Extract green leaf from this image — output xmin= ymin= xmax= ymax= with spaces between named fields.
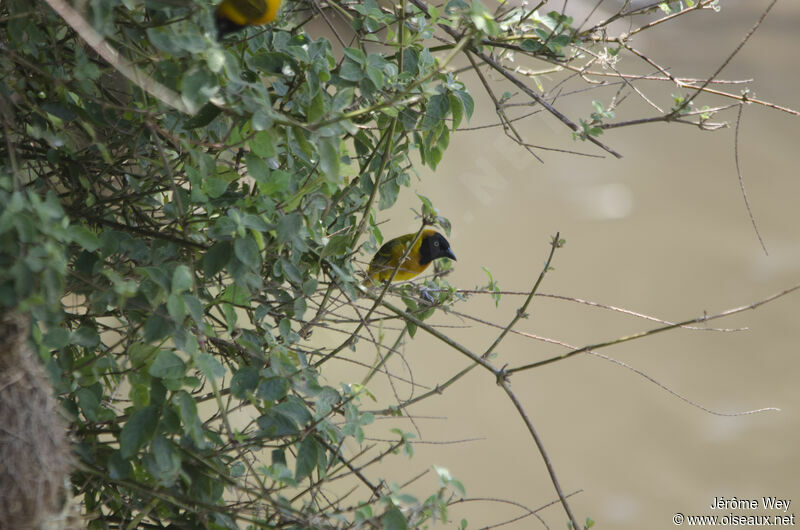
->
xmin=257 ymin=409 xmax=300 ymax=437
xmin=355 ymin=505 xmax=373 ymax=522
xmin=185 ymin=102 xmax=222 ymax=129
xmin=173 ymin=390 xmax=204 ymax=446
xmin=295 ymin=436 xmax=320 ymax=480
xmin=424 ymin=144 xmax=444 ymax=170
xmin=307 ymin=92 xmax=325 ymax=123
xmin=180 ymin=69 xmax=218 ymax=114
xmin=68 ymin=225 xmax=100 ymax=251
xmin=364 ymin=65 xmax=384 ymax=89
xmin=221 ymin=302 xmax=238 ymax=330
xmin=77 ymin=387 xmax=101 ymax=422
xmin=204 ymin=177 xmax=229 ymax=198
xmin=320 ymin=234 xmax=349 ymax=259
xmin=183 ymin=294 xmax=204 ymax=327
xmin=343 ymin=47 xmax=366 ymax=65
xmin=280 ymin=258 xmax=302 ymax=284
xmin=119 ymin=405 xmax=160 ymax=459
xmin=220 ymin=284 xmax=251 ymax=305
xmin=234 ymin=236 xmax=261 ymax=269
xmin=271 ymin=449 xmax=287 ymax=466
xmin=149 ymin=350 xmax=186 ymax=379
xmin=339 ymin=59 xmax=364 ymax=82
xmin=231 ymin=366 xmax=259 ymax=398
xmin=146 ymin=27 xmax=181 ymax=54
xmin=257 ymin=376 xmax=290 ymax=402
xmin=448 ymin=93 xmax=464 ymax=129
xmin=71 ymin=325 xmax=100 ymax=348
xmin=259 ymin=169 xmax=291 ymax=195
xmin=245 ymin=153 xmax=270 ymax=183
xmin=141 ymin=266 xmax=171 ymax=292
xmin=166 ymin=293 xmax=186 ymax=322
xmin=203 ymin=241 xmax=233 ymax=276
xmin=455 ymin=90 xmax=474 ymax=120
xmin=520 ymin=38 xmax=543 ymax=52
xmin=276 ymin=212 xmax=307 ymax=251
xmin=146 ymin=435 xmax=181 ymax=485
xmin=44 ymin=327 xmax=71 ymax=349
xmin=251 ymin=105 xmax=273 ymax=130
xmin=171 ymin=264 xmax=193 ymax=293
xmin=332 ymin=87 xmax=354 ymax=111
xmin=205 ymin=48 xmax=225 ymax=72
xmin=318 ymin=136 xmax=340 ymax=184
xmin=250 ymin=130 xmax=276 ymax=158
xmin=108 ymin=451 xmax=132 ymax=479
xmin=273 ymin=396 xmax=312 ymax=425
xmin=378 ymin=178 xmax=400 ymax=210
xmin=195 ymin=352 xmax=225 ymax=379
xmin=144 ymin=313 xmax=172 ymax=343
xmin=382 ymin=507 xmax=408 ymax=530
xmin=243 ymin=213 xmax=271 ymax=232
xmin=130 ymin=380 xmax=150 ymax=408
xmin=174 ymin=328 xmax=198 ymax=358
xmin=228 ymin=461 xmax=245 ymax=477
xmin=421 ymin=94 xmax=450 ymax=130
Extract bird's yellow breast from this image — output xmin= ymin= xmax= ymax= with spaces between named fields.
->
xmin=216 ymin=0 xmax=281 ymax=26
xmin=366 ymin=230 xmax=435 ymax=283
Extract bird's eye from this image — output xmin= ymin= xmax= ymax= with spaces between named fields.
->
xmin=433 ymin=241 xmax=439 ymax=247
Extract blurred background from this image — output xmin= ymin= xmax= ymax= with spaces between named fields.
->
xmin=321 ymin=0 xmax=800 ymax=528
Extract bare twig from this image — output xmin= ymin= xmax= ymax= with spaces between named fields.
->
xmin=734 ymin=102 xmax=769 ymax=255
xmin=483 ymin=234 xmax=562 ymax=360
xmin=496 ymin=377 xmax=581 ymax=530
xmin=508 ymin=282 xmax=800 ymax=375
xmin=668 ymin=0 xmax=779 ymax=119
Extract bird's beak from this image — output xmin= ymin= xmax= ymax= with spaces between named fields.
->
xmin=445 ymin=248 xmax=456 ymax=261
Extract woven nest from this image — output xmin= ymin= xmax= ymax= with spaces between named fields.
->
xmin=0 ymin=311 xmax=78 ymax=529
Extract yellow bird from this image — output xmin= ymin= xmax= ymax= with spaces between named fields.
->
xmin=366 ymin=229 xmax=456 ymax=284
xmin=214 ymin=0 xmax=282 ymax=38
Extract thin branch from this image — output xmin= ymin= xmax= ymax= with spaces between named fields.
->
xmin=587 ymin=350 xmax=780 ymax=417
xmin=450 ymin=492 xmax=587 ymax=530
xmin=466 ymin=51 xmax=543 ymax=162
xmin=626 ymin=0 xmax=713 ymax=38
xmin=667 ymin=0 xmax=779 ymax=119
xmin=407 ymin=0 xmax=623 ymax=158
xmin=42 ymin=0 xmax=189 ymax=113
xmin=466 ymin=321 xmax=778 ymax=417
xmin=508 ymin=282 xmax=800 ymax=375
xmin=483 ymin=233 xmax=562 ymax=360
xmin=496 ymin=377 xmax=581 ymax=530
xmin=734 ymin=102 xmax=769 ymax=255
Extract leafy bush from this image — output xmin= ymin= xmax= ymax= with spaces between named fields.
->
xmin=1 ymin=0 xmax=792 ymax=528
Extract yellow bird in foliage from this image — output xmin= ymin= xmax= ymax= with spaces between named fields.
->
xmin=366 ymin=229 xmax=456 ymax=284
xmin=214 ymin=0 xmax=282 ymax=38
